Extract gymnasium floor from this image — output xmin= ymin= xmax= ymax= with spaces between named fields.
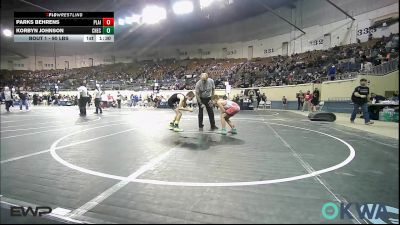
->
xmin=0 ymin=106 xmax=398 ymax=224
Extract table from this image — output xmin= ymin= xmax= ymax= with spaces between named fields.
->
xmin=239 ymin=101 xmax=254 ymax=110
xmin=59 ymin=100 xmax=73 ymax=106
xmin=368 ymin=102 xmax=399 ymax=120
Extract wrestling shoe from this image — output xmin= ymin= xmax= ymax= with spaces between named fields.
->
xmin=217 ymin=129 xmax=227 ymax=135
xmin=173 ymin=124 xmax=183 ymax=132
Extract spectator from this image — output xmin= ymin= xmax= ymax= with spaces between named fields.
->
xmin=297 ymin=90 xmax=304 ymax=110
xmin=32 ymin=93 xmax=38 ymax=105
xmin=303 ymin=90 xmax=312 ymax=112
xmin=252 ymin=90 xmax=258 ymax=110
xmin=391 ymin=91 xmax=398 ymax=102
xmin=233 ymin=94 xmax=240 ymax=104
xmin=350 ymin=78 xmax=374 ymax=125
xmin=18 ymin=88 xmax=29 ymax=111
xmin=2 ymin=86 xmax=13 ymax=112
xmin=134 ymin=95 xmax=139 ymax=107
xmin=361 ymin=60 xmax=373 ymax=73
xmin=327 ymin=65 xmax=336 ymax=81
xmin=282 ymin=96 xmax=288 ymax=110
xmin=128 ymin=94 xmax=133 ymax=107
xmin=1 ymin=34 xmax=397 ymax=91
xmin=247 ymin=89 xmax=255 ymax=108
xmin=370 ymin=93 xmax=386 ymax=103
xmin=73 ymin=95 xmax=78 ymax=106
xmin=311 ymin=88 xmax=320 ymax=112
xmin=261 ymin=93 xmax=267 ymax=103
xmin=239 ymin=91 xmax=245 ymax=109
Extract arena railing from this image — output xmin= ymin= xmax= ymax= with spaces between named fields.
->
xmin=362 ymin=57 xmax=399 ymax=75
xmin=328 ymin=97 xmax=352 ymax=102
xmin=34 ymin=58 xmax=398 ymax=92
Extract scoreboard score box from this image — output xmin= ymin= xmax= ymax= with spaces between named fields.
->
xmin=102 ymin=18 xmax=114 ymax=26
xmin=13 ymin=12 xmax=114 ymax=42
xmin=102 ymin=26 xmax=114 ymax=34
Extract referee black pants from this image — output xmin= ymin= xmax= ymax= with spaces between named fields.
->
xmin=198 ymin=97 xmax=216 ymax=128
xmin=78 ymin=97 xmax=87 ymax=116
xmin=5 ymin=100 xmax=12 ymax=112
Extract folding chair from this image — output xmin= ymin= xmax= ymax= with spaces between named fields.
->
xmin=265 ymin=101 xmax=272 ymax=109
xmin=317 ymin=101 xmax=325 ymax=111
xmin=258 ymin=101 xmax=266 ymax=109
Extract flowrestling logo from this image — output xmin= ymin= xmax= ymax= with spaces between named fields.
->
xmin=322 ymin=202 xmax=399 ymax=224
xmin=10 ymin=206 xmax=52 ymax=217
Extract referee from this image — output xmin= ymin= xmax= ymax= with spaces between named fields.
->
xmin=94 ymin=84 xmax=103 ymax=114
xmin=195 ymin=73 xmax=218 ymax=130
xmin=77 ymin=82 xmax=88 ymax=116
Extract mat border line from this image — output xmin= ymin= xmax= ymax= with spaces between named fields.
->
xmin=49 ymin=121 xmax=356 ymax=187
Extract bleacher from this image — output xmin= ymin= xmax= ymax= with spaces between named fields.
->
xmin=1 ymin=34 xmax=398 ymax=92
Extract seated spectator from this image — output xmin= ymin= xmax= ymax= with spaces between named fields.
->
xmin=1 ymin=34 xmax=398 ymax=91
xmin=370 ymin=93 xmax=386 ymax=103
xmin=391 ymin=91 xmax=398 ymax=102
xmin=361 ymin=61 xmax=373 ymax=72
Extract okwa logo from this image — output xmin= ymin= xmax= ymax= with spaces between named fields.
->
xmin=322 ymin=202 xmax=399 ymax=224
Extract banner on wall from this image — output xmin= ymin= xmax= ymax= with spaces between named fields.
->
xmin=244 ymin=89 xmax=259 ymax=97
xmin=356 ymin=20 xmax=374 ymax=42
xmin=356 ymin=19 xmax=395 ymax=42
xmin=373 ymin=25 xmax=392 ymax=38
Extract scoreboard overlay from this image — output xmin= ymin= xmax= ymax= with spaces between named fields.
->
xmin=14 ymin=12 xmax=114 ymax=42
